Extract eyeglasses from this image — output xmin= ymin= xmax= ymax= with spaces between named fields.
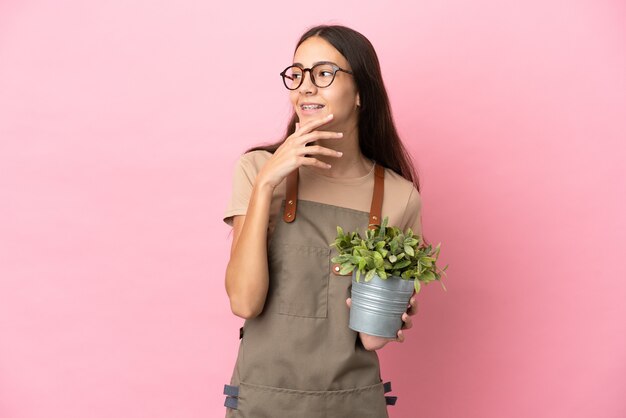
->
xmin=279 ymin=62 xmax=354 ymax=90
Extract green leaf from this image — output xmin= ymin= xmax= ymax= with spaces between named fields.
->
xmin=419 ymin=257 xmax=432 ymax=267
xmin=394 ymin=260 xmax=411 ymax=270
xmin=390 ymin=239 xmax=398 ymax=253
xmin=421 ymin=271 xmax=435 ymax=282
xmin=358 ymin=258 xmax=367 ymax=271
xmin=340 ymin=264 xmax=355 ymax=275
xmin=414 ymin=279 xmax=421 ymax=294
xmin=331 ymin=220 xmax=447 ymax=291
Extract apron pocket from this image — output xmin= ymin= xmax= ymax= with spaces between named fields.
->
xmin=236 ymin=381 xmax=388 ymax=418
xmin=270 ymin=244 xmax=330 ymax=319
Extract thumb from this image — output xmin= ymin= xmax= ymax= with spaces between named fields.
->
xmin=346 ymin=298 xmax=352 ymax=308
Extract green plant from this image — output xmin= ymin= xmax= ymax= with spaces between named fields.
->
xmin=330 ymin=216 xmax=448 ymax=294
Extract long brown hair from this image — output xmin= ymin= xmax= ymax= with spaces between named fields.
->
xmin=245 ymin=24 xmax=421 ymax=193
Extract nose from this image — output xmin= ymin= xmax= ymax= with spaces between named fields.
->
xmin=298 ymin=69 xmax=317 ymax=94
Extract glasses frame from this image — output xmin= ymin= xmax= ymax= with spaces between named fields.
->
xmin=279 ymin=62 xmax=354 ymax=90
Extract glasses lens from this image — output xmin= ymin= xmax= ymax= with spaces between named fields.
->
xmin=311 ymin=64 xmax=336 ymax=88
xmin=282 ymin=66 xmax=303 ymax=89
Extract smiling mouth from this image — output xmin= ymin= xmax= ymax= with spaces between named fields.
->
xmin=301 ymin=104 xmax=325 ymax=110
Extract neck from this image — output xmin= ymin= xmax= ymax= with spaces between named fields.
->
xmin=308 ymin=125 xmax=373 ymax=178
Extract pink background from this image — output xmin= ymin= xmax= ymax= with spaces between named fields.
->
xmin=1 ymin=1 xmax=625 ymax=417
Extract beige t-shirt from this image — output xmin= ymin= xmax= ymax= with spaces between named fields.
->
xmin=223 ymin=150 xmax=423 ymax=240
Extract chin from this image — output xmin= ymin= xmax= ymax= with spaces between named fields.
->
xmin=300 ymin=113 xmax=330 ymax=122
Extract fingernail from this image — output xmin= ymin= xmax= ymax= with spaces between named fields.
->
xmin=337 ymin=132 xmax=343 ymax=137
xmin=327 ymin=114 xmax=334 ymax=119
xmin=337 ymin=151 xmax=343 ymax=156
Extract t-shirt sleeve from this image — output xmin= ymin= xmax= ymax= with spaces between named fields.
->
xmin=402 ymin=186 xmax=423 ymax=243
xmin=223 ymin=153 xmax=258 ymax=227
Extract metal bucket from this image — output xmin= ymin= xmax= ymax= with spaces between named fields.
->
xmin=349 ymin=271 xmax=415 ymax=338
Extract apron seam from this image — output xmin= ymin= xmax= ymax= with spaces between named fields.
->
xmin=239 ymin=380 xmax=384 ymax=396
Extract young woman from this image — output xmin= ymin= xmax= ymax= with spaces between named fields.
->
xmin=222 ymin=24 xmax=424 ymax=417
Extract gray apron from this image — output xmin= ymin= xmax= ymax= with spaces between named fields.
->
xmin=223 ymin=163 xmax=397 ymax=417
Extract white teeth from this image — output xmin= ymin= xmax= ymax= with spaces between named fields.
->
xmin=302 ymin=104 xmax=324 ymax=110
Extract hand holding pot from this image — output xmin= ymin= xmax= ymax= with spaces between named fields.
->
xmin=346 ymin=293 xmax=418 ymax=351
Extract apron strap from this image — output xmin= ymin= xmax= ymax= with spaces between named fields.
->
xmin=223 ymin=384 xmax=239 ymax=410
xmin=283 ymin=168 xmax=298 ymax=223
xmin=383 ymin=381 xmax=392 ymax=393
xmin=223 ymin=384 xmax=239 ymax=397
xmin=383 ymin=380 xmax=397 ymax=406
xmin=224 ymin=396 xmax=238 ymax=409
xmin=282 ymin=163 xmax=384 ymax=225
xmin=385 ymin=396 xmax=398 ymax=406
xmin=368 ymin=164 xmax=385 ymax=230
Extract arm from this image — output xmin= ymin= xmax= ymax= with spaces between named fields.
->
xmin=223 ymin=116 xmax=344 ymax=319
xmin=348 ymin=185 xmax=423 ymax=350
xmin=225 ymin=181 xmax=275 ymax=319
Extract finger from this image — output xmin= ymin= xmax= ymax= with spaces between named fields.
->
xmin=295 ymin=122 xmax=300 ymax=131
xmin=407 ymin=296 xmax=418 ymax=316
xmin=299 ymin=145 xmax=343 ymax=159
xmin=396 ymin=330 xmax=405 ymax=343
xmin=297 ymin=130 xmax=344 ymax=145
xmin=299 ymin=156 xmax=334 ymax=170
xmin=298 ymin=113 xmax=334 ymax=134
xmin=401 ymin=312 xmax=413 ymax=330
xmin=346 ymin=297 xmax=351 ymax=308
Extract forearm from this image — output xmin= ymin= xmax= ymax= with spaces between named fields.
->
xmin=225 ymin=182 xmax=274 ymax=319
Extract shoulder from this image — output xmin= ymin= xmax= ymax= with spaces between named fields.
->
xmin=238 ymin=150 xmax=273 ymax=168
xmin=234 ymin=150 xmax=273 ymax=177
xmin=383 ymin=167 xmax=421 ymax=206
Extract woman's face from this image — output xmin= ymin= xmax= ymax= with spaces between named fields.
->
xmin=289 ymin=36 xmax=359 ymax=130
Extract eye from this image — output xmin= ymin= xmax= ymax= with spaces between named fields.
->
xmin=286 ymin=67 xmax=303 ymax=80
xmin=315 ymin=67 xmax=334 ymax=78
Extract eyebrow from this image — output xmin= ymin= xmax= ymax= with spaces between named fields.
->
xmin=292 ymin=60 xmax=337 ymax=67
